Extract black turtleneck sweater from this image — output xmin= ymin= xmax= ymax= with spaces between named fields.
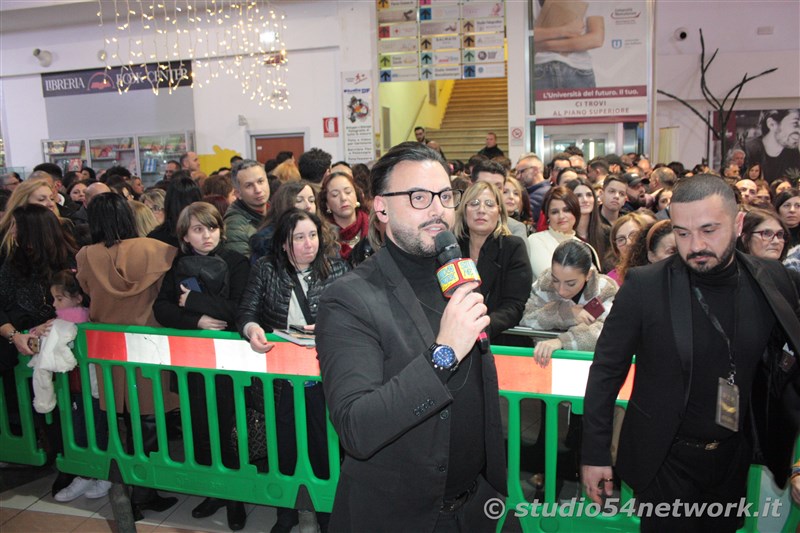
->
xmin=386 ymin=239 xmax=486 ymax=498
xmin=679 ymin=257 xmax=774 ymax=440
xmin=788 ymin=225 xmax=800 ymax=250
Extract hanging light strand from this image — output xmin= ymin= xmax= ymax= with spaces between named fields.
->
xmin=97 ymin=0 xmax=288 ymax=107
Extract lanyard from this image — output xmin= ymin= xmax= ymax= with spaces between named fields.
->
xmin=692 ymin=271 xmax=739 ymax=385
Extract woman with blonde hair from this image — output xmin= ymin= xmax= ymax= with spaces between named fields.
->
xmin=503 ymin=175 xmax=534 ymax=231
xmin=141 ymin=188 xmax=166 ymax=226
xmin=129 ymin=200 xmax=160 ymax=237
xmin=0 ymin=178 xmax=59 ymax=261
xmin=455 ymin=181 xmax=532 ymax=343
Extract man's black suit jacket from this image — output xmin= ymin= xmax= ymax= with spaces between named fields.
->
xmin=582 ymin=252 xmax=800 ymax=492
xmin=316 ymin=247 xmax=506 ymax=532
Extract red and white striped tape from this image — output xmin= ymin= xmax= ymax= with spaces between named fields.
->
xmin=84 ymin=330 xmax=634 ymax=399
xmin=85 ymin=330 xmax=320 ymax=376
xmin=494 ymin=354 xmax=635 ymax=400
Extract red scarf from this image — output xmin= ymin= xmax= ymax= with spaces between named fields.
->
xmin=337 ymin=210 xmax=370 ymax=260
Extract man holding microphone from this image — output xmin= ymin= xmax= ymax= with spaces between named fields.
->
xmin=316 ymin=142 xmax=507 ymax=532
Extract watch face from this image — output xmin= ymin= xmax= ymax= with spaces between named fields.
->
xmin=432 ymin=344 xmax=457 ymax=369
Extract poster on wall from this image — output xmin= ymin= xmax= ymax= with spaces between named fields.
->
xmin=377 ymin=0 xmax=506 ymax=82
xmin=712 ymin=108 xmax=800 ymax=183
xmin=532 ymin=0 xmax=648 ymax=125
xmin=342 ymin=71 xmax=376 ymax=164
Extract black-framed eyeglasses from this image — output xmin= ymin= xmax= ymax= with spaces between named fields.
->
xmin=751 ymin=229 xmax=786 ymax=242
xmin=380 ymin=188 xmax=462 ymax=209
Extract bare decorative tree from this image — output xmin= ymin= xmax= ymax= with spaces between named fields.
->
xmin=657 ymin=29 xmax=777 ymax=171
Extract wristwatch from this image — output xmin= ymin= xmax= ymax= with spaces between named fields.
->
xmin=428 ymin=343 xmax=458 ymax=371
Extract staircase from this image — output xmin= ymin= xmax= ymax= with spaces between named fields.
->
xmin=428 ymin=77 xmax=509 ymax=163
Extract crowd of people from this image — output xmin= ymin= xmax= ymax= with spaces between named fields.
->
xmin=1 ymin=137 xmax=799 ymax=532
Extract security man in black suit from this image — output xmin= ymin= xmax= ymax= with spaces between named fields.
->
xmin=582 ymin=174 xmax=800 ymax=532
xmin=316 ymin=142 xmax=506 ymax=532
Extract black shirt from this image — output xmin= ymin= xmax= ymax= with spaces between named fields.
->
xmin=386 ymin=239 xmax=486 ymax=498
xmin=679 ymin=258 xmax=775 ymax=440
xmin=478 ymin=145 xmax=504 ymax=159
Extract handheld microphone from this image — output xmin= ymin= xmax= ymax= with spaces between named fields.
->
xmin=434 ymin=231 xmax=490 ymax=353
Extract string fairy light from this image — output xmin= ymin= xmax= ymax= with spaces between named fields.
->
xmin=97 ymin=0 xmax=289 ymax=108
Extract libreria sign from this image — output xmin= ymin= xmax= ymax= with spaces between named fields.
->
xmin=41 ymin=61 xmax=192 ymax=98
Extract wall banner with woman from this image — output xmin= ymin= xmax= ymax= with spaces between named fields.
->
xmin=532 ymin=0 xmax=649 ymax=125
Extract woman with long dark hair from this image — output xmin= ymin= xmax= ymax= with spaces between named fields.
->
xmin=566 ymin=177 xmax=609 ymax=267
xmin=0 ymin=204 xmax=77 ymax=367
xmin=527 ymin=186 xmax=600 ymax=277
xmin=519 ymin=239 xmax=618 ymax=494
xmin=250 ymin=180 xmax=337 ymax=263
xmin=775 ymin=188 xmax=800 ymax=249
xmin=147 ymin=174 xmax=203 ymax=247
xmin=76 ymin=192 xmax=178 ymax=520
xmin=0 ymin=204 xmax=77 ymax=495
xmin=238 ymin=209 xmax=349 ymax=533
xmin=522 ymin=240 xmax=617 ymax=365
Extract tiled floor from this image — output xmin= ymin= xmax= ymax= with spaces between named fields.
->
xmin=0 ymin=469 xmax=316 ymax=533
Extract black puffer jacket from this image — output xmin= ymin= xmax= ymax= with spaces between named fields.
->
xmin=153 ymin=247 xmax=251 ymax=332
xmin=237 ymin=257 xmax=349 ymax=335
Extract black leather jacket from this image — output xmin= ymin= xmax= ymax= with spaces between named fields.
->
xmin=237 ymin=257 xmax=349 ymax=335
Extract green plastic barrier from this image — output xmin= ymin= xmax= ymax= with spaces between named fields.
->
xmin=54 ymin=323 xmax=339 ymax=513
xmin=0 ymin=356 xmax=48 ymax=466
xmin=496 ymin=347 xmax=800 ymax=533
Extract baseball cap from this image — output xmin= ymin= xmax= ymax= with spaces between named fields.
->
xmin=622 ymin=171 xmax=649 ymax=187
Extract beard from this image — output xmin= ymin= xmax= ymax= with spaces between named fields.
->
xmin=683 ymin=235 xmax=737 ymax=275
xmin=388 ymin=217 xmax=450 ymax=258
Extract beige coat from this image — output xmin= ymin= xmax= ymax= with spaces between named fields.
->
xmin=76 ymin=238 xmax=178 ymax=415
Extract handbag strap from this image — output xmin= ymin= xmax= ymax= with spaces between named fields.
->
xmin=289 ymin=270 xmax=314 ymax=325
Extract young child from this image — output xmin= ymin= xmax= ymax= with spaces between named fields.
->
xmin=49 ymin=270 xmax=112 ymax=503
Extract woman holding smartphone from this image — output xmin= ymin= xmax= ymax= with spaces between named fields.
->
xmin=237 ymin=208 xmax=348 ymax=533
xmin=520 ymin=239 xmax=617 ymax=367
xmin=518 ymin=239 xmax=618 ymax=500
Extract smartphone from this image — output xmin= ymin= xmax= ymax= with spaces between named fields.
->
xmin=289 ymin=324 xmax=314 ymax=335
xmin=181 ymin=277 xmax=202 ymax=292
xmin=583 ymin=297 xmax=605 ymax=319
xmin=28 ymin=337 xmax=40 ymax=354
